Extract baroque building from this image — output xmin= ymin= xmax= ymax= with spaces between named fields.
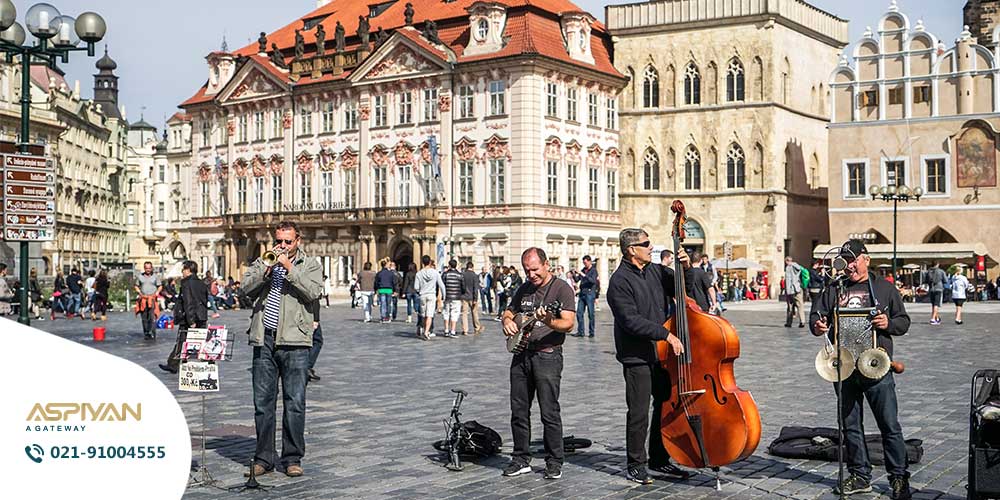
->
xmin=177 ymin=0 xmax=626 ymax=290
xmin=826 ymin=1 xmax=999 ymax=279
xmin=607 ymin=0 xmax=847 ymax=292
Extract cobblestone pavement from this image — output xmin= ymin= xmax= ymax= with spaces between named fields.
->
xmin=30 ymin=299 xmax=999 ymax=499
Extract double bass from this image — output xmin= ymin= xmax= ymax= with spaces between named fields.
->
xmin=656 ymin=200 xmax=761 ymax=469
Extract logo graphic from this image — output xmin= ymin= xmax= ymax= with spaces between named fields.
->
xmin=26 ymin=402 xmax=142 ymax=422
xmin=25 ymin=444 xmax=44 ymax=463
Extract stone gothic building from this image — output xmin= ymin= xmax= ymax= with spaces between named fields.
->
xmin=607 ymin=0 xmax=847 ymax=293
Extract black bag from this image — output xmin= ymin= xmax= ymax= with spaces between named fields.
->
xmin=767 ymin=426 xmax=923 ymax=465
xmin=433 ymin=420 xmax=502 ymax=458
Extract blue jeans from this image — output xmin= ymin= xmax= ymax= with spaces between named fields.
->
xmin=252 ymin=331 xmax=310 ymax=469
xmin=576 ymin=290 xmax=596 ymax=337
xmin=67 ymin=292 xmax=81 ymax=314
xmin=835 ymin=372 xmax=908 ymax=481
xmin=480 ymin=289 xmax=493 ymax=313
xmin=308 ymin=324 xmax=323 ymax=370
xmin=406 ymin=293 xmax=420 ymax=316
xmin=378 ymin=292 xmax=391 ymax=320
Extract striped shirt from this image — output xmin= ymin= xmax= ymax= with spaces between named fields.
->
xmin=262 ymin=265 xmax=287 ymax=330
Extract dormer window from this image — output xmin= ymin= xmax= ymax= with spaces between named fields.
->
xmin=560 ymin=12 xmax=595 ymax=65
xmin=464 ymin=2 xmax=506 ymax=57
xmin=476 ymin=19 xmax=489 ymax=41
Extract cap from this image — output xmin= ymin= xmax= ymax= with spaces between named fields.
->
xmin=839 ymin=239 xmax=869 ymax=261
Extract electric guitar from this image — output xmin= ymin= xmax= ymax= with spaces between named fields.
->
xmin=506 ymin=300 xmax=563 ymax=354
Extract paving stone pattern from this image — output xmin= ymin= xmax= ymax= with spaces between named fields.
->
xmin=32 ymin=300 xmax=998 ymax=499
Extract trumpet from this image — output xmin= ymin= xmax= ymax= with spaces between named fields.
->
xmin=261 ymin=248 xmax=287 ymax=267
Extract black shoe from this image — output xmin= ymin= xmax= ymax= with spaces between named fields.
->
xmin=158 ymin=363 xmax=177 ymax=374
xmin=649 ymin=462 xmax=692 ymax=479
xmin=798 ymin=323 xmax=805 ymax=328
xmin=784 ymin=323 xmax=792 ymax=328
xmin=544 ymin=462 xmax=562 ymax=480
xmin=890 ymin=475 xmax=912 ymax=500
xmin=307 ymin=369 xmax=320 ymax=382
xmin=143 ymin=333 xmax=153 ymax=339
xmin=626 ymin=465 xmax=654 ymax=485
xmin=502 ymin=459 xmax=531 ymax=477
xmin=833 ymin=474 xmax=872 ymax=495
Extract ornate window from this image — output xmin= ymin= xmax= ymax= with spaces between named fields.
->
xmin=423 ymin=88 xmax=438 ymax=122
xmin=398 ymin=91 xmax=413 ymax=125
xmin=322 ymin=171 xmax=335 ymax=207
xmin=642 ymin=149 xmax=659 ymax=191
xmin=587 ymin=93 xmax=599 ymax=127
xmin=343 ymin=100 xmax=358 ymax=130
xmin=255 ymin=177 xmax=266 ymax=211
xmin=726 ymin=144 xmax=746 ymax=189
xmin=398 ymin=165 xmax=411 ymax=206
xmin=321 ymin=102 xmax=335 ymax=133
xmin=458 ymin=85 xmax=474 ymax=119
xmin=237 ymin=178 xmax=247 ymax=212
xmin=476 ymin=19 xmax=489 ymax=41
xmin=342 ymin=168 xmax=356 ymax=208
xmin=271 ymin=110 xmax=283 ymax=138
xmin=299 ymin=172 xmax=312 ymax=205
xmin=488 ymin=158 xmax=505 ymax=204
xmin=459 ymin=160 xmax=474 ymax=205
xmin=489 ymin=80 xmax=506 ymax=115
xmin=606 ymin=97 xmax=616 ymax=129
xmin=238 ymin=114 xmax=248 ymax=142
xmin=567 ymin=162 xmax=578 ymax=206
xmin=201 ymin=183 xmax=210 ymax=216
xmin=684 ymin=146 xmax=701 ymax=190
xmin=372 ymin=95 xmax=387 ymax=127
xmin=373 ymin=166 xmax=387 ymax=207
xmin=588 ymin=165 xmax=598 ymax=209
xmin=272 ymin=174 xmax=282 ymax=209
xmin=546 ymin=82 xmax=558 ymax=118
xmin=684 ymin=63 xmax=701 ymax=105
xmin=567 ymin=87 xmax=578 ymax=122
xmin=726 ymin=59 xmax=745 ymax=102
xmin=607 ymin=169 xmax=617 ymax=211
xmin=642 ymin=65 xmax=659 ymax=108
xmin=299 ymin=107 xmax=313 ymax=135
xmin=546 ymin=160 xmax=558 ymax=204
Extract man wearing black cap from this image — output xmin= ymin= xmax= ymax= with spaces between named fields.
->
xmin=809 ymin=239 xmax=913 ymax=500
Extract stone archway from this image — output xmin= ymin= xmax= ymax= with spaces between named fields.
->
xmin=391 ymin=239 xmax=414 ymax=274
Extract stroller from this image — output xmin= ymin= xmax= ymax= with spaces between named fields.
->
xmin=968 ymin=369 xmax=1000 ymax=500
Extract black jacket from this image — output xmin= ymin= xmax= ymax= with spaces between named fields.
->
xmin=607 ymin=261 xmax=677 ymax=366
xmin=461 ymin=270 xmax=480 ymax=301
xmin=809 ymin=273 xmax=910 ymax=358
xmin=174 ymin=275 xmax=208 ymax=328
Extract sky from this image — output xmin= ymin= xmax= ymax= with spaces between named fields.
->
xmin=36 ymin=0 xmax=964 ymax=132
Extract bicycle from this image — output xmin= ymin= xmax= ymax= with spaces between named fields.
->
xmin=432 ymin=388 xmax=502 ymax=471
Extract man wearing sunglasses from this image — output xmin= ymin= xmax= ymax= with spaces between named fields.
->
xmin=607 ymin=228 xmax=693 ymax=485
xmin=242 ymin=220 xmax=324 ymax=479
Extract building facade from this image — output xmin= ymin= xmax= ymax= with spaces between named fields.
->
xmin=827 ymin=2 xmax=999 ymax=279
xmin=606 ymin=0 xmax=847 ymax=293
xmin=177 ymin=0 xmax=626 ymax=290
xmin=966 ymin=0 xmax=1000 ymax=47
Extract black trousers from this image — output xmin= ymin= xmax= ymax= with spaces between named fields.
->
xmin=510 ymin=347 xmax=564 ymax=465
xmin=140 ymin=307 xmax=156 ymax=335
xmin=165 ymin=326 xmax=189 ymax=371
xmin=623 ymin=362 xmax=672 ymax=467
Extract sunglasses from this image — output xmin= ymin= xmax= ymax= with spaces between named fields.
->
xmin=274 ymin=238 xmax=296 ymax=246
xmin=630 ymin=240 xmax=651 ymax=248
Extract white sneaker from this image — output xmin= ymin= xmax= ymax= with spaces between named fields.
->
xmin=428 ymin=332 xmax=436 ymax=337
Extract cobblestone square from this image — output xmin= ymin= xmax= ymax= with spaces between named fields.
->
xmin=31 ymin=300 xmax=999 ymax=499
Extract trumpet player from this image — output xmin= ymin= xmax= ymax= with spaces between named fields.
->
xmin=242 ymin=221 xmax=324 ymax=478
xmin=808 ymin=240 xmax=913 ymax=499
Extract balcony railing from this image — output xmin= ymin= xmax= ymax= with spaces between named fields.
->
xmin=217 ymin=205 xmax=438 ymax=227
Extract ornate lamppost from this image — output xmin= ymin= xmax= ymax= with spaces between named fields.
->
xmin=0 ymin=1 xmax=106 ymax=325
xmin=869 ymin=183 xmax=923 ymax=281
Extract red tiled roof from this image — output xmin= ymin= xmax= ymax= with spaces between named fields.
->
xmin=30 ymin=66 xmax=68 ymax=94
xmin=168 ymin=112 xmax=192 ymax=123
xmin=181 ymin=0 xmax=620 ymax=108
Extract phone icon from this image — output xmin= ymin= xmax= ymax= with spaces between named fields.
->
xmin=25 ymin=444 xmax=44 ymax=463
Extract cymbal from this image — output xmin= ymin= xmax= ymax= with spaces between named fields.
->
xmin=857 ymin=348 xmax=891 ymax=380
xmin=815 ymin=346 xmax=855 ymax=383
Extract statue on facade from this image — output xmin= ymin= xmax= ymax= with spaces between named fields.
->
xmin=404 ymin=3 xmax=414 ymax=25
xmin=374 ymin=27 xmax=388 ymax=49
xmin=422 ymin=19 xmax=440 ymax=44
xmin=358 ymin=15 xmax=370 ymax=50
xmin=315 ymin=24 xmax=326 ymax=55
xmin=257 ymin=32 xmax=267 ymax=54
xmin=334 ymin=21 xmax=346 ymax=53
xmin=270 ymin=43 xmax=287 ymax=69
xmin=294 ymin=29 xmax=305 ymax=59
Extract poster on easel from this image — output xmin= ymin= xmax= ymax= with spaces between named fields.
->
xmin=180 ymin=327 xmax=234 ymax=362
xmin=178 ymin=361 xmax=219 ymax=392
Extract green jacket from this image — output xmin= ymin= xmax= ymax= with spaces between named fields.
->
xmin=242 ymin=249 xmax=323 ymax=347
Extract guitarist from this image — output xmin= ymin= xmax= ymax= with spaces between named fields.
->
xmin=607 ymin=227 xmax=692 ymax=484
xmin=501 ymin=247 xmax=576 ymax=481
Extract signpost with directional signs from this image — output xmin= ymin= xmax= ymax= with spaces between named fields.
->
xmin=2 ymin=153 xmax=55 ymax=242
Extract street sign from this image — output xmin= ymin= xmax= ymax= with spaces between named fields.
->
xmin=2 ymin=153 xmax=55 ymax=242
xmin=723 ymin=241 xmax=734 ymax=261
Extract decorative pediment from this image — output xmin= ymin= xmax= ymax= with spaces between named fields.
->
xmin=251 ymin=155 xmax=267 ymax=177
xmin=544 ymin=136 xmax=563 ymax=160
xmin=269 ymin=154 xmax=284 ymax=175
xmin=233 ymin=157 xmax=250 ymax=177
xmin=484 ymin=134 xmax=511 ymax=160
xmin=454 ymin=137 xmax=478 ymax=161
xmin=217 ymin=60 xmax=289 ymax=104
xmin=394 ymin=141 xmax=415 ymax=166
xmin=318 ymin=148 xmax=337 ymax=171
xmin=587 ymin=144 xmax=603 ymax=163
xmin=296 ymin=151 xmax=314 ymax=173
xmin=369 ymin=145 xmax=390 ymax=166
xmin=605 ymin=147 xmax=621 ymax=168
xmin=350 ymin=33 xmax=450 ymax=83
xmin=197 ymin=163 xmax=212 ymax=182
xmin=565 ymin=140 xmax=582 ymax=160
xmin=340 ymin=147 xmax=358 ymax=169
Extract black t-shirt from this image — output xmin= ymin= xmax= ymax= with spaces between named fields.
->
xmin=506 ymin=276 xmax=576 ymax=349
xmin=685 ymin=268 xmax=712 ymax=312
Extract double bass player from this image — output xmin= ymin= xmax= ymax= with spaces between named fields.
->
xmin=607 ymin=227 xmax=693 ymax=484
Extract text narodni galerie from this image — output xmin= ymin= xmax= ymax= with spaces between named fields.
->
xmin=24 ymin=403 xmax=142 ymax=432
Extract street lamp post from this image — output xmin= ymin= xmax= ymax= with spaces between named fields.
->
xmin=869 ymin=183 xmax=923 ymax=280
xmin=0 ymin=0 xmax=106 ymax=325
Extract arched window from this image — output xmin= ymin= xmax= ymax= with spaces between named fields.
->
xmin=642 ymin=148 xmax=659 ymax=190
xmin=642 ymin=65 xmax=659 ymax=108
xmin=726 ymin=144 xmax=745 ymax=188
xmin=726 ymin=59 xmax=745 ymax=102
xmin=684 ymin=63 xmax=701 ymax=105
xmin=684 ymin=145 xmax=701 ymax=190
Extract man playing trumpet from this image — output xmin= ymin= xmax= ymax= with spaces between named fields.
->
xmin=242 ymin=221 xmax=323 ymax=478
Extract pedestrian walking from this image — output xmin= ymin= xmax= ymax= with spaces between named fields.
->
xmin=923 ymin=262 xmax=947 ymax=325
xmin=573 ymin=255 xmax=598 ymax=338
xmin=159 ymin=260 xmax=208 ymax=374
xmin=357 ymin=262 xmax=376 ymax=322
xmin=461 ymin=261 xmax=482 ymax=335
xmin=784 ymin=256 xmax=806 ymax=328
xmin=134 ymin=261 xmax=162 ymax=339
xmin=949 ymin=268 xmax=971 ymax=325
